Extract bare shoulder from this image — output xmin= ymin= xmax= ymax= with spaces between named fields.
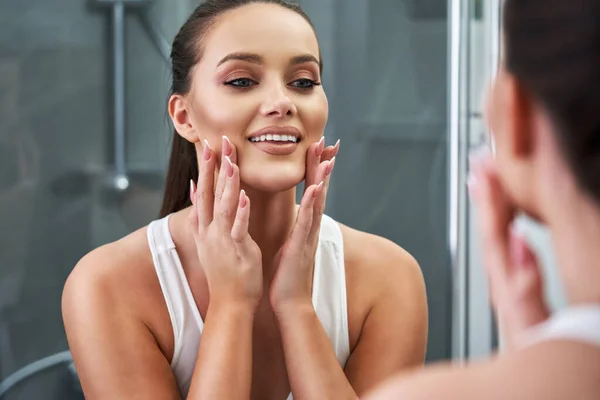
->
xmin=62 ymin=226 xmax=160 ymax=331
xmin=364 ymin=341 xmax=600 ymax=400
xmin=62 ymin=228 xmax=181 ymax=398
xmin=337 ymin=222 xmax=427 ymax=351
xmin=338 ymin=222 xmax=425 ymax=298
xmin=63 ymin=227 xmax=152 ymax=300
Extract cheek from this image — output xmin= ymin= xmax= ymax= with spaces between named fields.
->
xmin=299 ymin=93 xmax=328 ymax=139
xmin=190 ymin=90 xmax=255 ymax=145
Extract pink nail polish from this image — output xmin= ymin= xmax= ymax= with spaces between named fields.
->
xmin=316 ymin=137 xmax=325 ymax=157
xmin=314 ymin=181 xmax=323 ymax=197
xmin=222 ymin=135 xmax=232 ymax=156
xmin=239 ymin=190 xmax=247 ymax=208
xmin=189 ymin=179 xmax=195 ymax=203
xmin=225 ymin=155 xmax=234 ymax=177
xmin=203 ymin=140 xmax=211 ymax=161
xmin=327 ymin=157 xmax=336 ymax=175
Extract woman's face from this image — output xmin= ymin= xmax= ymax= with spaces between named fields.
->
xmin=183 ymin=3 xmax=328 ymax=192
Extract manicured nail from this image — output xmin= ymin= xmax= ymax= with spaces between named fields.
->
xmin=334 ymin=139 xmax=341 ymax=150
xmin=327 ymin=156 xmax=336 ymax=176
xmin=203 ymin=140 xmax=211 ymax=161
xmin=316 ymin=137 xmax=325 ymax=157
xmin=222 ymin=135 xmax=232 ymax=156
xmin=239 ymin=189 xmax=247 ymax=208
xmin=314 ymin=181 xmax=324 ymax=197
xmin=225 ymin=155 xmax=234 ymax=177
xmin=190 ymin=179 xmax=196 ymax=203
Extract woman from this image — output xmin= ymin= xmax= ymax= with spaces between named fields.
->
xmin=61 ymin=1 xmax=428 ymax=399
xmin=365 ymin=0 xmax=600 ymax=399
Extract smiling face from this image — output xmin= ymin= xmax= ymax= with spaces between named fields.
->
xmin=169 ymin=2 xmax=328 ymax=192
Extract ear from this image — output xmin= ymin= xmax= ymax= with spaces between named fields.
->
xmin=504 ymin=74 xmax=535 ymax=158
xmin=168 ymin=94 xmax=199 ymax=143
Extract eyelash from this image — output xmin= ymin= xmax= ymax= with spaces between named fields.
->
xmin=224 ymin=77 xmax=322 ymax=90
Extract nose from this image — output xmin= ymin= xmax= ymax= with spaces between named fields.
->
xmin=259 ymin=85 xmax=297 ymax=118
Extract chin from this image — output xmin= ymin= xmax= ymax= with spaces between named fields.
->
xmin=239 ymin=162 xmax=305 ymax=193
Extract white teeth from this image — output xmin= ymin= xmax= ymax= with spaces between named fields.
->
xmin=249 ymin=134 xmax=299 ymax=143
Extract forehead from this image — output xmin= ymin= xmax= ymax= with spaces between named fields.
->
xmin=200 ymin=3 xmax=320 ymax=65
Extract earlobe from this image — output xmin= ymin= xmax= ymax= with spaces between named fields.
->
xmin=168 ymin=94 xmax=198 ymax=143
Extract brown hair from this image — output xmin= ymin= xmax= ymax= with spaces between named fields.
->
xmin=503 ymin=0 xmax=600 ymax=202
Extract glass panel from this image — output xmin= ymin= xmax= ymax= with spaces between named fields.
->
xmin=299 ymin=0 xmax=453 ymax=362
xmin=0 ymin=1 xmax=191 ymax=397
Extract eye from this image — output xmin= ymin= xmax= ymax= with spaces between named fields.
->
xmin=225 ymin=78 xmax=257 ymax=88
xmin=289 ymin=78 xmax=322 ymax=89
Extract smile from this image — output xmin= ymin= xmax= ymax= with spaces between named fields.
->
xmin=249 ymin=134 xmax=299 ymax=143
xmin=246 ymin=126 xmax=302 ymax=155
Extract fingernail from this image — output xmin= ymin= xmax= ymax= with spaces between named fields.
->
xmin=189 ymin=179 xmax=195 ymax=203
xmin=327 ymin=156 xmax=336 ymax=176
xmin=335 ymin=139 xmax=341 ymax=150
xmin=222 ymin=135 xmax=232 ymax=156
xmin=314 ymin=181 xmax=324 ymax=197
xmin=203 ymin=140 xmax=211 ymax=161
xmin=316 ymin=137 xmax=325 ymax=157
xmin=239 ymin=189 xmax=247 ymax=208
xmin=225 ymin=155 xmax=234 ymax=178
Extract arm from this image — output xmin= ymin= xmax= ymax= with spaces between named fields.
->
xmin=62 ymin=251 xmax=181 ymax=400
xmin=63 ymin=248 xmax=257 ymax=400
xmin=274 ymin=236 xmax=428 ymax=399
xmin=187 ymin=302 xmax=255 ymax=398
xmin=364 ymin=341 xmax=600 ymax=400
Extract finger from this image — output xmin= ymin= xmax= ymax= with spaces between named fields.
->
xmin=216 ymin=155 xmax=239 ymax=230
xmin=197 ymin=140 xmax=217 ymax=227
xmin=321 ymin=139 xmax=340 ymax=162
xmin=310 ymin=157 xmax=335 ymax=241
xmin=305 ymin=157 xmax=329 ymax=199
xmin=231 ymin=190 xmax=250 ymax=242
xmin=504 ymin=233 xmax=551 ymax=349
xmin=213 ymin=144 xmax=230 ymax=209
xmin=510 ymin=234 xmax=548 ymax=312
xmin=305 ymin=137 xmax=325 ymax=188
xmin=291 ymin=183 xmax=321 ymax=245
xmin=222 ymin=135 xmax=237 ymax=164
xmin=321 ymin=145 xmax=337 ymax=162
xmin=471 ymin=157 xmax=514 ymax=287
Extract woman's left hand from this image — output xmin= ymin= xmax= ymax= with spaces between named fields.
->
xmin=269 ymin=138 xmax=339 ymax=314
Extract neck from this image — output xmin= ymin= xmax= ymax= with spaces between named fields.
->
xmin=545 ymin=181 xmax=600 ymax=305
xmin=169 ymin=185 xmax=298 ymax=282
xmin=242 ymin=185 xmax=298 ymax=278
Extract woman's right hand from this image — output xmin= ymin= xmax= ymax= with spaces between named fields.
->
xmin=189 ymin=136 xmax=263 ymax=311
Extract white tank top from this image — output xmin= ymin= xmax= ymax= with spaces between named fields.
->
xmin=521 ymin=305 xmax=600 ymax=349
xmin=147 ymin=214 xmax=350 ymax=399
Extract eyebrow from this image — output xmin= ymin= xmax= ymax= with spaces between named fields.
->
xmin=216 ymin=52 xmax=321 ymax=69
